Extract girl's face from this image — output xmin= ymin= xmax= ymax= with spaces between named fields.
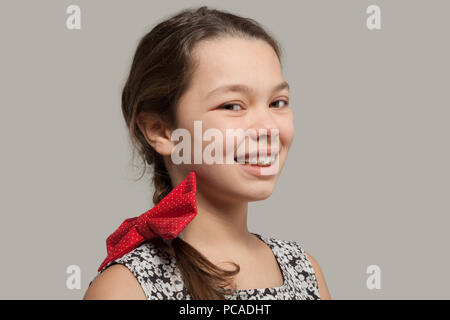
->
xmin=171 ymin=36 xmax=294 ymax=204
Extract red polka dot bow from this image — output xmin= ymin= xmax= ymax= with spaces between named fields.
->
xmin=98 ymin=171 xmax=198 ymax=272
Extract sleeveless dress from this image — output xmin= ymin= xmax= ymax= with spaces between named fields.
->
xmin=90 ymin=233 xmax=321 ymax=300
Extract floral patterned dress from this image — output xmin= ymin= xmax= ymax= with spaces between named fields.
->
xmin=90 ymin=233 xmax=320 ymax=300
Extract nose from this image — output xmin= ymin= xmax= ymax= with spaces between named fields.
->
xmin=246 ymin=107 xmax=280 ymax=155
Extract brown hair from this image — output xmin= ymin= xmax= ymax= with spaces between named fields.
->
xmin=121 ymin=5 xmax=283 ymax=299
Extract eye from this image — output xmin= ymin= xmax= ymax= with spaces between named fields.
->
xmin=219 ymin=103 xmax=243 ymax=111
xmin=270 ymin=99 xmax=289 ymax=108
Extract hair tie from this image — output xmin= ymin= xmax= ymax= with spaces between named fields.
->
xmin=97 ymin=171 xmax=198 ymax=272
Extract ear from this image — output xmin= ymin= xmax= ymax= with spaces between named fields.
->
xmin=136 ymin=113 xmax=174 ymax=157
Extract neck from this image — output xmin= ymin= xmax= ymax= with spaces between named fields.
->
xmin=179 ymin=183 xmax=255 ymax=258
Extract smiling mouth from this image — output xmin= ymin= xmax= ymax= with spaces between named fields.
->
xmin=234 ymin=153 xmax=279 ymax=167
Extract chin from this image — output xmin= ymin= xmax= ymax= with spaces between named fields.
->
xmin=241 ymin=185 xmax=275 ymax=202
xmin=194 ymin=164 xmax=279 ymax=202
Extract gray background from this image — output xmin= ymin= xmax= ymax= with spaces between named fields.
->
xmin=0 ymin=0 xmax=448 ymax=299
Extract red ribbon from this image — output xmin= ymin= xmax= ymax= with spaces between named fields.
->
xmin=98 ymin=171 xmax=198 ymax=272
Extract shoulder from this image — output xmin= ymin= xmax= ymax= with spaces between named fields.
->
xmin=84 ymin=241 xmax=173 ymax=300
xmin=262 ymin=234 xmax=315 ymax=275
xmin=264 ymin=234 xmax=311 ymax=264
xmin=303 ymin=250 xmax=332 ymax=300
xmin=265 ymin=234 xmax=331 ymax=300
xmin=113 ymin=239 xmax=174 ymax=268
xmin=83 ymin=263 xmax=146 ymax=300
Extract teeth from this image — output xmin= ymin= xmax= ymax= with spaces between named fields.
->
xmin=256 ymin=157 xmax=272 ymax=165
xmin=238 ymin=155 xmax=276 ymax=166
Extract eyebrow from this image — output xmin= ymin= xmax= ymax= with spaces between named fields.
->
xmin=206 ymin=81 xmax=290 ymax=98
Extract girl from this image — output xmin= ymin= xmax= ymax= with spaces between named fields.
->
xmin=84 ymin=5 xmax=331 ymax=300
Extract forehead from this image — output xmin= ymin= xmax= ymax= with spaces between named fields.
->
xmin=189 ymin=37 xmax=284 ymax=95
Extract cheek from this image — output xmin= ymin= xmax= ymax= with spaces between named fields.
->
xmin=279 ymin=116 xmax=295 ymax=150
xmin=202 ymin=117 xmax=241 ymax=154
xmin=192 ymin=119 xmax=236 ymax=161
